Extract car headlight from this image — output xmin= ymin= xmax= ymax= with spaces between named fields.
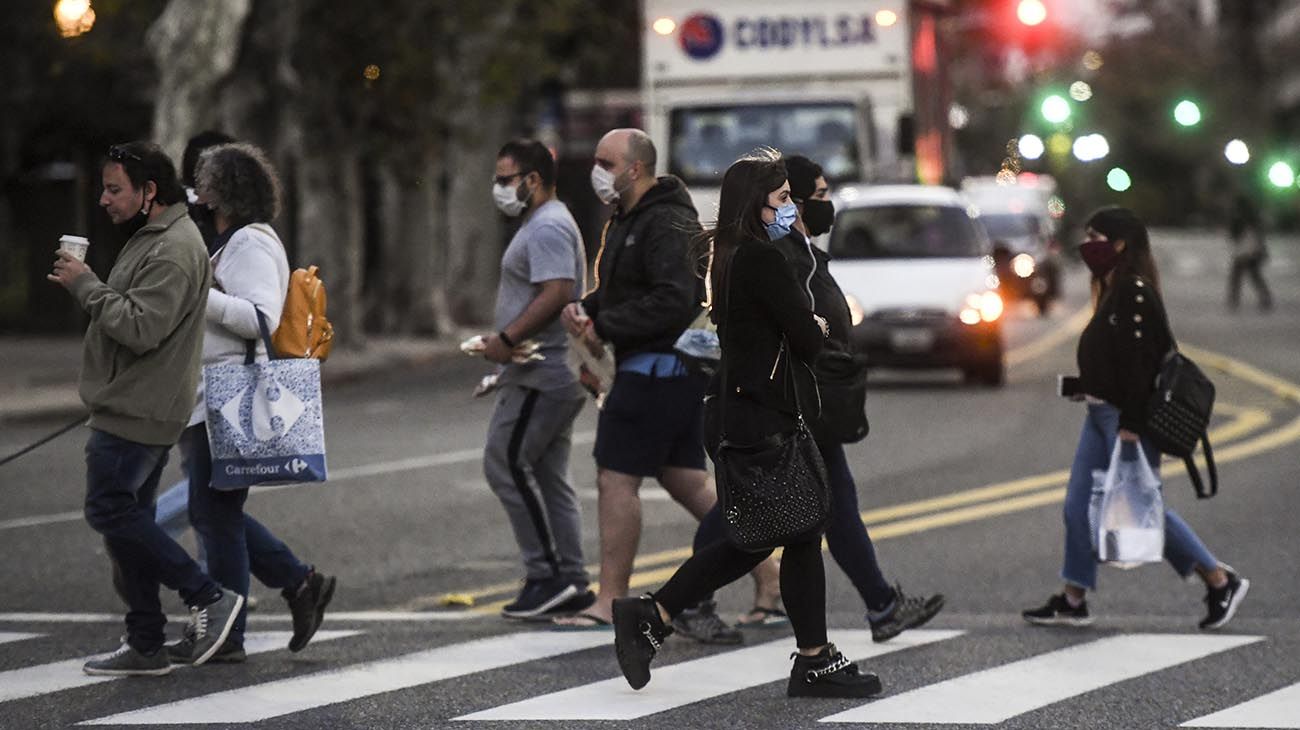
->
xmin=1012 ymin=253 xmax=1036 ymax=278
xmin=961 ymin=291 xmax=1004 ymax=324
xmin=844 ymin=293 xmax=864 ymax=327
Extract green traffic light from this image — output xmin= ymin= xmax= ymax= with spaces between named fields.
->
xmin=1173 ymin=99 xmax=1201 ymax=127
xmin=1041 ymin=95 xmax=1071 ymax=124
xmin=1107 ymin=168 xmax=1132 ymax=192
xmin=1267 ymin=161 xmax=1295 ymax=188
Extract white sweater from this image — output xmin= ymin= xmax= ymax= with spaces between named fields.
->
xmin=189 ymin=223 xmax=291 ymax=426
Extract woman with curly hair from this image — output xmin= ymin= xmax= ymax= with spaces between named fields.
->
xmin=171 ymin=143 xmax=336 ymax=663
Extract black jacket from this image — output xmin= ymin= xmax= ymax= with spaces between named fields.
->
xmin=708 ymin=241 xmax=825 ymax=447
xmin=771 ymin=232 xmax=853 ymax=353
xmin=1077 ymin=274 xmax=1174 ymax=433
xmin=580 ymin=176 xmax=705 ymax=364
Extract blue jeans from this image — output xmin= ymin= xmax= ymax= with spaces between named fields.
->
xmin=155 ymin=477 xmax=206 ymax=570
xmin=1062 ymin=403 xmax=1219 ymax=591
xmin=180 ymin=424 xmax=311 ymax=645
xmin=83 ymin=429 xmax=220 ymax=654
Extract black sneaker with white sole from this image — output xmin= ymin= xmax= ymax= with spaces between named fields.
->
xmin=500 ymin=578 xmax=579 ymax=619
xmin=82 ymin=642 xmax=172 ymax=677
xmin=1199 ymin=570 xmax=1249 ymax=630
xmin=187 ymin=588 xmax=245 ymax=666
xmin=1022 ymin=593 xmax=1093 ymax=627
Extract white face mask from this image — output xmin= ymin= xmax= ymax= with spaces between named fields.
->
xmin=492 ymin=182 xmax=527 ymax=217
xmin=590 ymin=164 xmax=619 ymax=205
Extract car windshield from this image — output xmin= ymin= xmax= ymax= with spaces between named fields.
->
xmin=829 ymin=204 xmax=986 ymax=259
xmin=669 ymin=103 xmax=860 ymax=186
xmin=981 ymin=213 xmax=1040 ymax=239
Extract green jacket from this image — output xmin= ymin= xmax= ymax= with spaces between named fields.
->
xmin=71 ymin=204 xmax=212 ymax=445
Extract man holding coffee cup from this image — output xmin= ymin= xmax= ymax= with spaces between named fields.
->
xmin=48 ymin=141 xmax=244 ymax=677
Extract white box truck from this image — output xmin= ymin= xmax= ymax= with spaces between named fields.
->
xmin=641 ymin=0 xmax=947 ymax=221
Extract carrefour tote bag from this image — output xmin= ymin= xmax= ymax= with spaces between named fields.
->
xmin=1093 ymin=438 xmax=1164 ymax=568
xmin=204 ymin=311 xmax=328 ymax=489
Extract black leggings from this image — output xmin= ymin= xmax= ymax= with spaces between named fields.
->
xmin=654 ymin=536 xmax=828 ymax=649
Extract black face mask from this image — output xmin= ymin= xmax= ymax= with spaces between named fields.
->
xmin=802 ymin=198 xmax=835 ymax=237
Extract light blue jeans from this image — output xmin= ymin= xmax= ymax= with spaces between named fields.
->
xmin=1061 ymin=403 xmax=1219 ymax=591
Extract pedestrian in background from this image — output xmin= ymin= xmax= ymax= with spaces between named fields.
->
xmin=1023 ymin=206 xmax=1249 ymax=630
xmin=556 ymin=129 xmax=779 ymax=640
xmin=763 ymin=154 xmax=945 ymax=640
xmin=169 ymin=143 xmax=336 ymax=664
xmin=1225 ymin=194 xmax=1273 ymax=312
xmin=481 ymin=138 xmax=594 ymax=619
xmin=611 ymin=150 xmax=882 ymax=699
xmin=48 ymin=141 xmax=242 ymax=676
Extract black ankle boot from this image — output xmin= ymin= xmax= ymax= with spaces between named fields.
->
xmin=613 ymin=595 xmax=674 ymax=690
xmin=787 ymin=643 xmax=883 ymax=698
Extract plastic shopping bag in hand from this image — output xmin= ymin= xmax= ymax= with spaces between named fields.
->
xmin=1094 ymin=438 xmax=1165 ymax=568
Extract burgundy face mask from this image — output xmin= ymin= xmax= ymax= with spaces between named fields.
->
xmin=1079 ymin=239 xmax=1120 ymax=278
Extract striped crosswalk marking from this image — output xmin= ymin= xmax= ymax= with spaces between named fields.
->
xmin=456 ymin=629 xmax=961 ymax=721
xmin=822 ymin=633 xmax=1263 ymax=725
xmin=0 ymin=632 xmax=43 ymax=646
xmin=1182 ymin=681 xmax=1300 ymax=728
xmin=79 ymin=631 xmax=612 ymax=725
xmin=0 ymin=631 xmax=359 ymax=705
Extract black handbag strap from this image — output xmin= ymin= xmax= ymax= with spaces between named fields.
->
xmin=1185 ymin=435 xmax=1218 ymax=499
xmin=244 ymin=307 xmax=280 ymax=365
xmin=716 ymin=254 xmax=806 ymax=443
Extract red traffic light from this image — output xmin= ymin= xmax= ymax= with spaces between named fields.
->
xmin=1017 ymin=0 xmax=1047 ymax=26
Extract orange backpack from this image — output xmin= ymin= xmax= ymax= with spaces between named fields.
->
xmin=272 ymin=265 xmax=334 ymax=360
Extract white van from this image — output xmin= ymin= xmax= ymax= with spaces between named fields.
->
xmin=827 ymin=185 xmax=1005 ymax=385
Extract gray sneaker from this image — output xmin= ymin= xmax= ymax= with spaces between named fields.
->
xmin=167 ymin=628 xmax=246 ymax=665
xmin=83 ymin=642 xmax=172 ymax=677
xmin=671 ymin=600 xmax=743 ymax=645
xmin=187 ymin=589 xmax=245 ymax=666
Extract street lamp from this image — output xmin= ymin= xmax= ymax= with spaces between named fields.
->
xmin=1223 ymin=139 xmax=1250 ymax=165
xmin=1267 ymin=161 xmax=1295 ymax=189
xmin=54 ymin=0 xmax=95 ymax=38
xmin=1173 ymin=99 xmax=1202 ymax=127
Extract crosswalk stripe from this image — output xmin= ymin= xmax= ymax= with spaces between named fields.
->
xmin=79 ymin=631 xmax=612 ymax=725
xmin=1181 ymin=681 xmax=1300 ymax=728
xmin=0 ymin=631 xmax=359 ymax=705
xmin=0 ymin=632 xmax=43 ymax=646
xmin=821 ymin=633 xmax=1263 ymax=724
xmin=456 ymin=629 xmax=962 ymax=721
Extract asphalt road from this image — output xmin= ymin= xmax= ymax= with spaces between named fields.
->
xmin=0 ymin=229 xmax=1297 ymax=729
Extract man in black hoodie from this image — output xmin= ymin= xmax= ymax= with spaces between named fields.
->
xmin=558 ymin=129 xmax=779 ymax=635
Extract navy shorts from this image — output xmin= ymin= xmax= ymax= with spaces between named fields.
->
xmin=594 ymin=369 xmax=708 ymax=477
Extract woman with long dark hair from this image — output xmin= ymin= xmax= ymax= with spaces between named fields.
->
xmin=1023 ymin=206 xmax=1248 ymax=630
xmin=610 ymin=150 xmax=882 ymax=699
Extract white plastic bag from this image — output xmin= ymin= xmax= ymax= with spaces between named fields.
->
xmin=1093 ymin=438 xmax=1165 ymax=568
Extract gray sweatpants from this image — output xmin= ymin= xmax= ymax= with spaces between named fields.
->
xmin=483 ymin=382 xmax=589 ymax=584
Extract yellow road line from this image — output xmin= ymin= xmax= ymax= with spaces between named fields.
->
xmin=448 ymin=343 xmax=1298 ymax=616
xmin=1004 ymin=304 xmax=1091 ymax=366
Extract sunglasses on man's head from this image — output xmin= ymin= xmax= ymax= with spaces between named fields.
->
xmin=108 ymin=145 xmax=142 ymax=163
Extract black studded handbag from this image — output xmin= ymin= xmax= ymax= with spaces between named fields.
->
xmin=711 ymin=269 xmax=831 ymax=552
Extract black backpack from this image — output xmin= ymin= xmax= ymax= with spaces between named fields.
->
xmin=1144 ymin=292 xmax=1218 ymax=498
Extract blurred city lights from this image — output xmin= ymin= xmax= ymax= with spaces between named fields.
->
xmin=1224 ymin=139 xmax=1250 ymax=165
xmin=1012 ymin=253 xmax=1036 ymax=278
xmin=1072 ymin=133 xmax=1109 ymax=162
xmin=949 ymin=103 xmax=970 ymax=130
xmin=1107 ymin=167 xmax=1132 ymax=192
xmin=1047 ymin=195 xmax=1067 ymax=218
xmin=1047 ymin=133 xmax=1073 ymax=157
xmin=1082 ymin=50 xmax=1104 ymax=71
xmin=54 ymin=0 xmax=95 ymax=38
xmin=1018 ymin=133 xmax=1045 ymax=160
xmin=1017 ymin=0 xmax=1047 ymax=26
xmin=996 ymin=169 xmax=1018 ymax=185
xmin=652 ymin=16 xmax=676 ymax=35
xmin=1041 ymin=95 xmax=1071 ymax=124
xmin=1069 ymin=81 xmax=1093 ymax=102
xmin=876 ymin=9 xmax=899 ymax=27
xmin=363 ymin=64 xmax=381 ymax=81
xmin=1267 ymin=161 xmax=1295 ymax=188
xmin=1173 ymin=99 xmax=1202 ymax=127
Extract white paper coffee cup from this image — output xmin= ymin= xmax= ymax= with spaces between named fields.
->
xmin=59 ymin=235 xmax=90 ymax=262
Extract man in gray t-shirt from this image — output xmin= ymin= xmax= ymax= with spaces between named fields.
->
xmin=477 ymin=139 xmax=594 ymax=620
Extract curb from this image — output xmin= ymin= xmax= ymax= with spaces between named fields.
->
xmin=0 ymin=339 xmax=465 ymax=423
